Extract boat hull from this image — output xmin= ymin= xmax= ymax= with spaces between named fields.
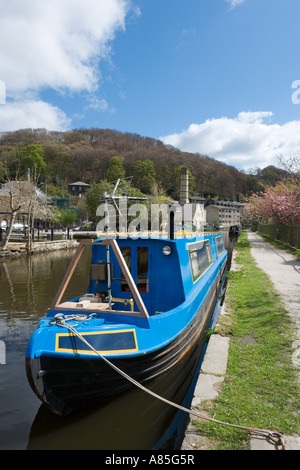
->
xmin=26 ymin=274 xmax=221 ymax=416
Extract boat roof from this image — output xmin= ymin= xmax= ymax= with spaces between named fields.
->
xmin=93 ymin=231 xmax=222 ymax=242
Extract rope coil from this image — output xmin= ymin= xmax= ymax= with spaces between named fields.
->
xmin=51 ymin=314 xmax=285 ymax=450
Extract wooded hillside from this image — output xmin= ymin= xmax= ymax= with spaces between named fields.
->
xmin=0 ymin=127 xmax=288 ymax=200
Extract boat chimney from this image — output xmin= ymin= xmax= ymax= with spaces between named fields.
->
xmin=169 ymin=210 xmax=175 ymax=240
xmin=180 ymin=167 xmax=189 ymax=205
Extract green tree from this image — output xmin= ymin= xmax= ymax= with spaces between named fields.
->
xmin=46 ymin=183 xmax=69 ymax=197
xmin=106 ymin=156 xmax=125 ymax=182
xmin=56 ymin=208 xmax=78 ymax=227
xmin=85 ymin=180 xmax=114 ymax=220
xmin=19 ymin=144 xmax=46 ymax=181
xmin=0 ymin=144 xmax=20 ymax=179
xmin=142 ymin=159 xmax=156 ymax=179
xmin=132 ymin=159 xmax=157 ymax=193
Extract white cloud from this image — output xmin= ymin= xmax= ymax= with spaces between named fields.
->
xmin=225 ymin=0 xmax=246 ymax=9
xmin=0 ymin=100 xmax=71 ymax=132
xmin=160 ymin=112 xmax=300 ymax=170
xmin=0 ymin=0 xmax=130 ymax=131
xmin=85 ymin=95 xmax=115 ymax=113
xmin=0 ymin=0 xmax=128 ymax=95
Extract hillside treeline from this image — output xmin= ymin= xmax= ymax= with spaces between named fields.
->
xmin=0 ymin=127 xmax=288 ymax=200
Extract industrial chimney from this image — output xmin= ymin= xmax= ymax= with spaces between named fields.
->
xmin=180 ymin=167 xmax=189 ymax=205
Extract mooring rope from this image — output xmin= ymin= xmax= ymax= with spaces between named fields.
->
xmin=51 ymin=314 xmax=285 ymax=450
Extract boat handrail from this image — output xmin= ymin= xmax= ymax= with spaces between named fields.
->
xmin=73 ymin=230 xmax=223 ymax=239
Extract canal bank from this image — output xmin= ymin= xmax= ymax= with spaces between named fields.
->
xmin=181 ymin=231 xmax=300 ymax=451
xmin=0 ymin=239 xmax=78 ymax=258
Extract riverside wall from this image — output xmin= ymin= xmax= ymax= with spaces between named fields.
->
xmin=0 ymin=239 xmax=78 ymax=258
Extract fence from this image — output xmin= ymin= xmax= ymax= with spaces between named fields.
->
xmin=256 ymin=224 xmax=300 ymax=249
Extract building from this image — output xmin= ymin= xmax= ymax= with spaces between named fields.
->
xmin=205 ymin=199 xmax=243 ymax=229
xmin=68 ymin=181 xmax=90 ymax=197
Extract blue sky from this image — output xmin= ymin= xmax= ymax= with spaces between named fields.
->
xmin=1 ymin=0 xmax=300 ymax=170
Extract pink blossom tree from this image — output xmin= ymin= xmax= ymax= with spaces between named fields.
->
xmin=243 ymin=183 xmax=300 ymax=225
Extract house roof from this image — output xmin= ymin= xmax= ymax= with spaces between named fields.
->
xmin=68 ymin=181 xmax=90 ymax=186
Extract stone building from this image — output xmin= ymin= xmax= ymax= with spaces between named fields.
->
xmin=205 ymin=200 xmax=243 ymax=229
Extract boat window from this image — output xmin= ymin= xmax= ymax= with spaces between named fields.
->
xmin=120 ymin=247 xmax=131 ymax=292
xmin=189 ymin=240 xmax=213 ymax=282
xmin=189 ymin=250 xmax=200 ymax=281
xmin=198 ymin=241 xmax=212 ymax=274
xmin=216 ymin=236 xmax=224 ymax=255
xmin=137 ymin=247 xmax=148 ymax=293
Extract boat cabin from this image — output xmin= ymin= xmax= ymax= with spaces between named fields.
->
xmin=88 ymin=238 xmax=186 ymax=317
xmin=49 ymin=234 xmax=226 ymax=327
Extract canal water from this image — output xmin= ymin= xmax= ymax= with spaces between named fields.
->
xmin=0 ymin=233 xmax=235 ymax=450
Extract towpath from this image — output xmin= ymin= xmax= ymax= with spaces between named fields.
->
xmin=247 ymin=230 xmax=300 ymax=339
xmin=181 ymin=230 xmax=300 ymax=451
xmin=246 ymin=231 xmax=300 ymax=450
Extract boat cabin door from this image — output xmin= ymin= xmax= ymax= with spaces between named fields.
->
xmin=112 ymin=243 xmax=153 ymax=315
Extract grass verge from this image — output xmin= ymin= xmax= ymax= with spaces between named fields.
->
xmin=194 ymin=230 xmax=300 ymax=450
xmin=256 ymin=232 xmax=300 ymax=259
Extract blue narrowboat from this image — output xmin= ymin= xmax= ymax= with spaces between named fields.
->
xmin=26 ymin=232 xmax=227 ymax=416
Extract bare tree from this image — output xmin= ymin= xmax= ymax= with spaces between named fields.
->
xmin=0 ymin=181 xmax=22 ymax=250
xmin=276 ymin=154 xmax=300 ymax=184
xmin=0 ymin=179 xmax=54 ymax=252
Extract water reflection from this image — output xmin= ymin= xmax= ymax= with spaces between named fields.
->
xmin=27 ymin=335 xmax=205 ymax=450
xmin=0 ymin=248 xmax=90 ymax=450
